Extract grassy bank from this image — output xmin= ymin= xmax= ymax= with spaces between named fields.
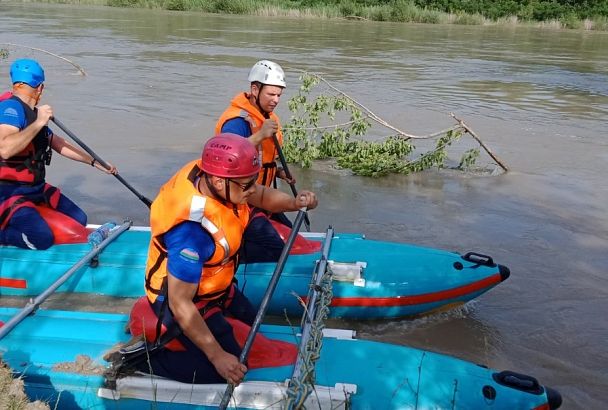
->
xmin=32 ymin=0 xmax=607 ymax=30
xmin=0 ymin=359 xmax=50 ymax=410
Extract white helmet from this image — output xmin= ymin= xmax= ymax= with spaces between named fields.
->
xmin=248 ymin=60 xmax=286 ymax=88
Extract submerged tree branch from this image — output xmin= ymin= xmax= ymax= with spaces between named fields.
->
xmin=450 ymin=113 xmax=509 ymax=172
xmin=1 ymin=43 xmax=86 ymax=76
xmin=288 ymin=69 xmax=509 ymax=173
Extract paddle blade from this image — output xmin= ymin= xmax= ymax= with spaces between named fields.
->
xmin=36 ymin=206 xmax=89 ymax=244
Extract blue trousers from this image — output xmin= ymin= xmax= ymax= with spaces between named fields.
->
xmin=240 ymin=215 xmax=286 ymax=263
xmin=139 ymin=286 xmax=256 ymax=384
xmin=0 ymin=183 xmax=86 ymax=250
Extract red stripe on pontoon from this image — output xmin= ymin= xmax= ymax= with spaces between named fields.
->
xmin=328 ymin=273 xmax=503 ymax=307
xmin=0 ymin=278 xmax=27 ymax=289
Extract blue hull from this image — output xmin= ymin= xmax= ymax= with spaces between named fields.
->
xmin=0 ymin=307 xmax=557 ymax=409
xmin=0 ymin=227 xmax=509 ymax=319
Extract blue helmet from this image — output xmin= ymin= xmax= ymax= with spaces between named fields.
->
xmin=10 ymin=59 xmax=45 ymax=87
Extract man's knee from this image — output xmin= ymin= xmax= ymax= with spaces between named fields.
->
xmin=241 ymin=217 xmax=285 ymax=263
xmin=6 ymin=207 xmax=54 ymax=249
xmin=71 ymin=208 xmax=87 ymax=226
xmin=56 ymin=194 xmax=87 ymax=226
xmin=24 ymin=230 xmax=54 ymax=250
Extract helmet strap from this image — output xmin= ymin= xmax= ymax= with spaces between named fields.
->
xmin=251 ymin=83 xmax=270 ymax=118
xmin=222 ymin=179 xmax=241 ymax=216
xmin=224 ymin=179 xmax=232 ymax=205
xmin=202 ymin=174 xmax=239 ymax=216
xmin=203 ymin=174 xmax=228 ymax=205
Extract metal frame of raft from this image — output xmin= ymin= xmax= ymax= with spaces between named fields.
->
xmin=285 ymin=226 xmax=337 ymax=407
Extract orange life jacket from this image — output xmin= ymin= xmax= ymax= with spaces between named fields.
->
xmin=144 ymin=160 xmax=250 ymax=304
xmin=0 ymin=95 xmax=52 ymax=185
xmin=215 ymin=92 xmax=283 ymax=187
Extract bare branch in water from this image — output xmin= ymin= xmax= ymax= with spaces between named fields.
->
xmin=1 ymin=43 xmax=86 ymax=76
xmin=450 ymin=113 xmax=509 ymax=172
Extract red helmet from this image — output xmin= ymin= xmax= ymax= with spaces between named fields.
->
xmin=201 ymin=133 xmax=261 ymax=178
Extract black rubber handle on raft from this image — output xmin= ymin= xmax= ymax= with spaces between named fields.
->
xmin=462 ymin=252 xmax=495 ymax=267
xmin=51 ymin=117 xmax=153 ymax=208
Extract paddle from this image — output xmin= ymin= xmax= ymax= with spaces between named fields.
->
xmin=272 ymin=134 xmax=311 ymax=232
xmin=51 ymin=117 xmax=153 ymax=208
xmin=218 ymin=208 xmax=308 ymax=409
xmin=0 ymin=220 xmax=132 ymax=340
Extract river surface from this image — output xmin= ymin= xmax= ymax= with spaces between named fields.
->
xmin=1 ymin=3 xmax=607 ymax=409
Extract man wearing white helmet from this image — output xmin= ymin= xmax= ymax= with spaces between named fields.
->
xmin=215 ymin=60 xmax=291 ymax=188
xmin=215 ymin=60 xmax=296 ymax=263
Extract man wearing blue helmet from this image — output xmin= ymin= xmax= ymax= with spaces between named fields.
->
xmin=0 ymin=58 xmax=117 ymax=250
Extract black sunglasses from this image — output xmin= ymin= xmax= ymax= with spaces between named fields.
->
xmin=227 ymin=177 xmax=257 ymax=191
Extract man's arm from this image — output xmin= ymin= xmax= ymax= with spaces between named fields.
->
xmin=0 ymin=103 xmax=51 ymax=159
xmin=221 ymin=117 xmax=252 ymax=138
xmin=248 ymin=119 xmax=278 ymax=146
xmin=247 ymin=185 xmax=318 ymax=213
xmin=49 ymin=133 xmax=117 ymax=174
xmin=167 ymin=275 xmax=247 ymax=384
xmin=164 ymin=222 xmax=247 ymax=385
xmin=221 ymin=116 xmax=278 ymax=147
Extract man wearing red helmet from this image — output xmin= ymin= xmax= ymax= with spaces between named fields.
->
xmin=137 ymin=133 xmax=317 ymax=385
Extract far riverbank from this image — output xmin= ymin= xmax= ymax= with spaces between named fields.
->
xmin=10 ymin=0 xmax=608 ymax=31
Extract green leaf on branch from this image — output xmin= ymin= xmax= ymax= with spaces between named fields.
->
xmin=459 ymin=148 xmax=480 ymax=170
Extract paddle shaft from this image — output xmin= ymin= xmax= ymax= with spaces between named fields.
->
xmin=218 ymin=208 xmax=308 ymax=409
xmin=271 ymin=134 xmax=311 ymax=231
xmin=0 ymin=221 xmax=132 ymax=340
xmin=51 ymin=117 xmax=153 ymax=208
